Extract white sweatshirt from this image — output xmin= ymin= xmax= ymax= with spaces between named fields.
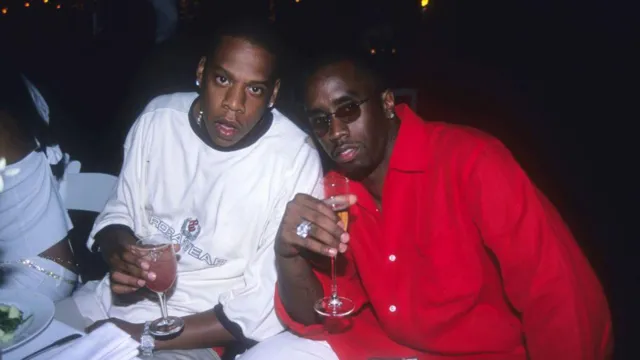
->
xmin=78 ymin=92 xmax=322 ymax=342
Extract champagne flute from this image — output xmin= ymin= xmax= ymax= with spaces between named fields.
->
xmin=136 ymin=234 xmax=184 ymax=337
xmin=313 ymin=174 xmax=356 ymax=317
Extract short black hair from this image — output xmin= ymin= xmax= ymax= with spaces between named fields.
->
xmin=203 ymin=16 xmax=285 ymax=81
xmin=300 ymin=45 xmax=390 ymax=99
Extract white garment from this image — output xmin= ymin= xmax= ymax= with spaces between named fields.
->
xmin=0 ymin=256 xmax=76 ymax=302
xmin=21 ymin=74 xmax=70 ymax=176
xmin=0 ymin=150 xmax=73 ymax=261
xmin=22 ymin=75 xmax=50 ymax=124
xmin=0 ymin=76 xmax=75 ymax=301
xmin=75 ymin=92 xmax=322 ymax=342
xmin=240 ymin=331 xmax=339 ymax=360
xmin=50 ymin=322 xmax=140 ymax=360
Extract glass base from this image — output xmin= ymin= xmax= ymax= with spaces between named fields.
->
xmin=314 ymin=296 xmax=355 ymax=317
xmin=149 ymin=316 xmax=185 ymax=337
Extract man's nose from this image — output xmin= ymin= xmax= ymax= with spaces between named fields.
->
xmin=222 ymin=85 xmax=246 ymax=113
xmin=328 ymin=116 xmax=349 ymax=141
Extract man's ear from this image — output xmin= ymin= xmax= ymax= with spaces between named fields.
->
xmin=196 ymin=57 xmax=206 ymax=87
xmin=268 ymin=79 xmax=281 ymax=107
xmin=381 ymin=89 xmax=396 ymax=117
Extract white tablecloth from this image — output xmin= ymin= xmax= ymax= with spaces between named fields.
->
xmin=2 ymin=319 xmax=84 ymax=360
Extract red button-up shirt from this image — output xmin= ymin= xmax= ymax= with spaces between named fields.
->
xmin=275 ymin=104 xmax=612 ymax=359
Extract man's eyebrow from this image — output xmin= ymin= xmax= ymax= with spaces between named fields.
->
xmin=210 ymin=64 xmax=229 ymax=76
xmin=210 ymin=65 xmax=270 ymax=85
xmin=306 ymin=92 xmax=361 ymax=114
xmin=246 ymin=79 xmax=270 ymax=87
xmin=330 ymin=93 xmax=360 ymax=106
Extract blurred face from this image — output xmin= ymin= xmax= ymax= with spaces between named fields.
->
xmin=305 ymin=61 xmax=395 ymax=179
xmin=196 ymin=36 xmax=280 ymax=147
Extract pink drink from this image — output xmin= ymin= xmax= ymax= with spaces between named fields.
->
xmin=143 ymin=246 xmax=177 ymax=293
xmin=136 ymin=235 xmax=185 ymax=337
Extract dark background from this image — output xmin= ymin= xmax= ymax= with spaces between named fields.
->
xmin=1 ymin=0 xmax=636 ymax=357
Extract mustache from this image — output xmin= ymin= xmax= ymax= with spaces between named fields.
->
xmin=331 ymin=142 xmax=359 ymax=158
xmin=211 ymin=116 xmax=239 ymax=129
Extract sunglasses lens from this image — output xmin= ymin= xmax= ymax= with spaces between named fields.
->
xmin=309 ymin=101 xmax=364 ymax=137
xmin=334 ymin=103 xmax=361 ymax=123
xmin=310 ymin=117 xmax=329 ymax=137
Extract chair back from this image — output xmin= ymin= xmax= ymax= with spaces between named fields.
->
xmin=60 ymin=170 xmax=117 ymax=213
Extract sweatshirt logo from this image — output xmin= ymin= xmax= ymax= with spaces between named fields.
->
xmin=149 ymin=215 xmax=227 ymax=267
xmin=181 ymin=218 xmax=201 ymax=242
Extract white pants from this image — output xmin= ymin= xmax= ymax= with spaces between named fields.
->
xmin=240 ymin=331 xmax=339 ymax=360
xmin=0 ymin=256 xmax=77 ymax=302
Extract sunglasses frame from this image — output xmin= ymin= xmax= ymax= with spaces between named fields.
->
xmin=308 ymin=98 xmax=370 ymax=137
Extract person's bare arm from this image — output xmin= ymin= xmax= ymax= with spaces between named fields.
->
xmin=276 ymin=254 xmax=324 ymax=325
xmin=154 ymin=309 xmax=235 ymax=349
xmin=274 ymin=194 xmax=355 ymax=325
xmin=88 ymin=309 xmax=236 ymax=349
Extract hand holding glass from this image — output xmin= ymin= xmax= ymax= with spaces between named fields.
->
xmin=136 ymin=234 xmax=184 ymax=337
xmin=314 ymin=175 xmax=356 ymax=317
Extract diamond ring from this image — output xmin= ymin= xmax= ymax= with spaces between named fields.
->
xmin=296 ymin=220 xmax=312 ymax=239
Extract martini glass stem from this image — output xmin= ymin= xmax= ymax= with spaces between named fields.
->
xmin=157 ymin=292 xmax=169 ymax=323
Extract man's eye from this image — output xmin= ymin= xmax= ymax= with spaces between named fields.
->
xmin=311 ymin=116 xmax=328 ymax=124
xmin=343 ymin=104 xmax=357 ymax=112
xmin=215 ymin=76 xmax=229 ymax=85
xmin=248 ymin=86 xmax=264 ymax=95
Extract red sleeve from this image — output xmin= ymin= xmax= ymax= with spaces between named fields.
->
xmin=467 ymin=140 xmax=613 ymax=360
xmin=274 ymin=251 xmax=369 ymax=338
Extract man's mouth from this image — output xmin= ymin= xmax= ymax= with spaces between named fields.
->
xmin=333 ymin=145 xmax=359 ymax=163
xmin=213 ymin=119 xmax=239 ymax=139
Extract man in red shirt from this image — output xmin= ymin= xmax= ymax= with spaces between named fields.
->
xmin=241 ymin=51 xmax=613 ymax=359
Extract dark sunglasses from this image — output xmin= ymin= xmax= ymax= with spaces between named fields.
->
xmin=308 ymin=98 xmax=369 ymax=137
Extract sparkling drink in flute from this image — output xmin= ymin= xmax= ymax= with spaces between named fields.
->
xmin=314 ymin=175 xmax=356 ymax=317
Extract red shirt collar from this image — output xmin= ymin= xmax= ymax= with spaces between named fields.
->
xmin=388 ymin=104 xmax=430 ymax=172
xmin=328 ymin=104 xmax=430 ymax=214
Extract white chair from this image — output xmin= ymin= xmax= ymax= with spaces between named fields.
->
xmin=58 ymin=161 xmax=117 ymax=283
xmin=59 ymin=161 xmax=117 ymax=213
xmin=64 ymin=159 xmax=81 ymax=176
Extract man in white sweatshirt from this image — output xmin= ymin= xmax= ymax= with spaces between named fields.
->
xmin=55 ymin=18 xmax=322 ymax=360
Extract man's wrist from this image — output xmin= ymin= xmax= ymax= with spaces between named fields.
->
xmin=139 ymin=321 xmax=154 ymax=357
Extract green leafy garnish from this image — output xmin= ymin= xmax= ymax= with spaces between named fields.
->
xmin=0 ymin=304 xmax=25 ymax=343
